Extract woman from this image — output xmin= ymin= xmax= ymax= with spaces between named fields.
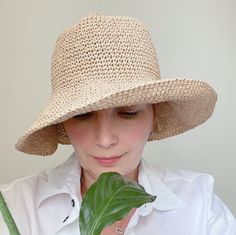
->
xmin=1 ymin=12 xmax=236 ymax=234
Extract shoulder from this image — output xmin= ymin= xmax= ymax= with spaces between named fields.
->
xmin=144 ymin=161 xmax=215 ymax=191
xmin=141 ymin=160 xmax=218 ymax=214
xmin=142 ymin=160 xmax=221 ymax=212
xmin=0 ymin=170 xmax=53 ymax=234
xmin=144 ymin=161 xmax=236 ymax=230
xmin=0 ymin=169 xmax=51 ymax=202
xmin=140 ymin=160 xmax=236 ymax=233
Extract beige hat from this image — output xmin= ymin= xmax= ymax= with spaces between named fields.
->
xmin=15 ymin=12 xmax=217 ymax=156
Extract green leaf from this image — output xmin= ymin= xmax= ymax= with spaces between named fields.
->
xmin=79 ymin=172 xmax=156 ymax=235
xmin=0 ymin=191 xmax=21 ymax=235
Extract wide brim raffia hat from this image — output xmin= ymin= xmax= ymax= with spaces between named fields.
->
xmin=15 ymin=12 xmax=217 ymax=156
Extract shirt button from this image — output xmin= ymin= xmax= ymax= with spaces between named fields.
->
xmin=71 ymin=199 xmax=75 ymax=207
xmin=63 ymin=216 xmax=69 ymax=223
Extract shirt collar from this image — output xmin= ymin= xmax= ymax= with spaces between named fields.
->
xmin=138 ymin=158 xmax=187 ymax=211
xmin=36 ymin=152 xmax=81 ymax=208
xmin=36 ymin=152 xmax=186 ymax=211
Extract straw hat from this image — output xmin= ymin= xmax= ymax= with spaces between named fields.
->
xmin=15 ymin=12 xmax=217 ymax=156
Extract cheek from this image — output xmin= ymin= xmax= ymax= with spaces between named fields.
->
xmin=134 ymin=120 xmax=152 ymax=138
xmin=65 ymin=124 xmax=89 ymax=150
xmin=123 ymin=122 xmax=151 ymax=147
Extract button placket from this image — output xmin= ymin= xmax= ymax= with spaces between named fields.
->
xmin=61 ymin=197 xmax=79 ymax=227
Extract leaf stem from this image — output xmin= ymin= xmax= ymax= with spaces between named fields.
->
xmin=0 ymin=191 xmax=21 ymax=235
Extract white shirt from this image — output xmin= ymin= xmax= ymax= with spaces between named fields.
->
xmin=0 ymin=152 xmax=236 ymax=235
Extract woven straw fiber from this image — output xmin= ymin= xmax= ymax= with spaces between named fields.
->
xmin=15 ymin=12 xmax=217 ymax=156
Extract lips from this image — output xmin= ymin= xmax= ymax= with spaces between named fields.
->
xmin=93 ymin=155 xmax=122 ymax=166
xmin=94 ymin=156 xmax=121 ymax=159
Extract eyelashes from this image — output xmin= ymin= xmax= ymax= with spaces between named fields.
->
xmin=121 ymin=111 xmax=138 ymax=118
xmin=73 ymin=111 xmax=138 ymax=120
xmin=73 ymin=113 xmax=92 ymax=120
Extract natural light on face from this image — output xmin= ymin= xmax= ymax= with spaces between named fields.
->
xmin=63 ymin=103 xmax=154 ymax=184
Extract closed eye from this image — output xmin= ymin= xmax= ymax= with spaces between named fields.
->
xmin=73 ymin=112 xmax=93 ymax=120
xmin=119 ymin=111 xmax=138 ymax=118
xmin=73 ymin=111 xmax=139 ymax=120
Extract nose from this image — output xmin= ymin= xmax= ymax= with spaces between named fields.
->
xmin=94 ymin=110 xmax=118 ymax=148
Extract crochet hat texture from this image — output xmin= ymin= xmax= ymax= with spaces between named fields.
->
xmin=16 ymin=12 xmax=217 ymax=156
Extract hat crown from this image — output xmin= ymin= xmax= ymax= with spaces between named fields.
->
xmin=51 ymin=12 xmax=161 ymax=95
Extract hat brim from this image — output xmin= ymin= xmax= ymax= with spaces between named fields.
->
xmin=15 ymin=78 xmax=217 ymax=156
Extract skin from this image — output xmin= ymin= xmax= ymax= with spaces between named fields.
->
xmin=63 ymin=103 xmax=154 ymax=196
xmin=63 ymin=103 xmax=154 ymax=234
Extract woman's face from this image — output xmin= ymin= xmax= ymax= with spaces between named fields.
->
xmin=63 ymin=103 xmax=154 ymax=182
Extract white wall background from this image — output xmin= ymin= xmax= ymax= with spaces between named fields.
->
xmin=0 ymin=0 xmax=235 ymax=216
